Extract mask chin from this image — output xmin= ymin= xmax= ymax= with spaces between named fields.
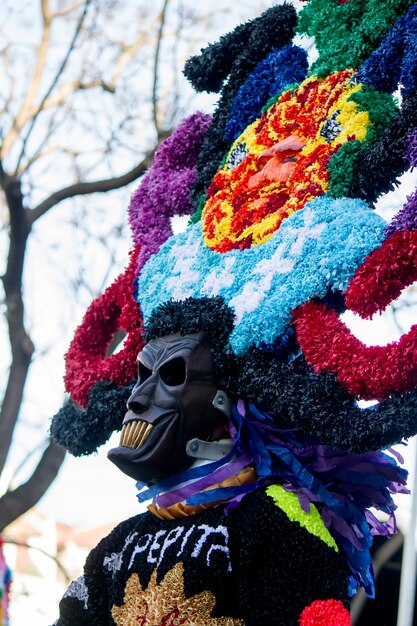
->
xmin=108 ymin=409 xmax=191 ymax=483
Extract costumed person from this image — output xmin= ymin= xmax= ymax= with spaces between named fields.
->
xmin=51 ymin=1 xmax=417 ymax=624
xmin=0 ymin=538 xmax=11 ymax=626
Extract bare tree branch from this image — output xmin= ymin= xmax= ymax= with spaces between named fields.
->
xmin=2 ymin=1 xmax=53 ymax=157
xmin=391 ymin=304 xmax=407 ymax=335
xmin=24 ymin=78 xmax=116 ymax=120
xmin=6 ymin=440 xmax=47 ymax=492
xmin=108 ymin=22 xmax=157 ymax=87
xmin=152 ymin=0 xmax=170 ymax=136
xmin=4 ymin=538 xmax=71 ymax=584
xmin=18 ymin=145 xmax=75 ymax=175
xmin=106 ymin=329 xmax=127 ymax=357
xmin=0 ymin=50 xmax=16 ymax=119
xmin=29 ymin=147 xmax=160 ymax=223
xmin=0 ymin=440 xmax=66 ymax=532
xmin=14 ymin=0 xmax=93 ymax=173
xmin=0 ymin=167 xmax=33 ymax=477
xmin=0 ymin=0 xmax=195 ymax=536
xmin=41 ymin=0 xmax=52 ymax=21
xmin=51 ymin=2 xmax=84 ymax=19
xmin=16 ymin=103 xmax=71 ymax=175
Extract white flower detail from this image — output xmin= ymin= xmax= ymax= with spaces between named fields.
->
xmin=165 ymin=232 xmax=201 ymax=299
xmin=285 ymin=208 xmax=327 ymax=256
xmin=230 ymin=242 xmax=294 ymax=323
xmin=229 ymin=209 xmax=327 ymax=324
xmin=63 ymin=575 xmax=89 ymax=610
xmin=104 ymin=551 xmax=124 ymax=573
xmin=202 ymin=256 xmax=236 ymax=296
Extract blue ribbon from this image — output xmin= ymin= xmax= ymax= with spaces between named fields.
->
xmin=136 ymin=398 xmax=406 ymax=598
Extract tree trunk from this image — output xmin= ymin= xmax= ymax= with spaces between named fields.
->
xmin=0 ymin=173 xmax=33 ymax=476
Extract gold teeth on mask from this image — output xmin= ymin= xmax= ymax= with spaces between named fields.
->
xmin=120 ymin=420 xmax=153 ymax=449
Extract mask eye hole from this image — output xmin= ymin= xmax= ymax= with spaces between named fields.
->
xmin=138 ymin=361 xmax=152 ymax=383
xmin=159 ymin=357 xmax=186 ymax=387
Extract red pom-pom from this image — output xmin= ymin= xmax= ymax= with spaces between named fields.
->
xmin=299 ymin=599 xmax=351 ymax=625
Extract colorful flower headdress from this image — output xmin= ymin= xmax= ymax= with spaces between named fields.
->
xmin=52 ymin=0 xmax=417 ymax=468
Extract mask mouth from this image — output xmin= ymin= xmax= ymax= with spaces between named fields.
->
xmin=107 ymin=411 xmax=180 ymax=482
xmin=119 ymin=419 xmax=154 ymax=449
xmin=111 ymin=411 xmax=177 ymax=457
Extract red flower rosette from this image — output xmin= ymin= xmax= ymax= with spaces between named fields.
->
xmin=293 ymin=228 xmax=417 ymax=400
xmin=64 ymin=245 xmax=143 ymax=407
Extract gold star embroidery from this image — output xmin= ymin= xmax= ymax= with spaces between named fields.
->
xmin=111 ymin=561 xmax=244 ymax=626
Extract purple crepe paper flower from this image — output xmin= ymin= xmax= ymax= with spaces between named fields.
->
xmin=385 ymin=128 xmax=417 ymax=236
xmin=128 ymin=111 xmax=212 ymax=273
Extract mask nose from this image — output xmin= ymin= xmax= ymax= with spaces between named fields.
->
xmin=128 ymin=396 xmax=148 ymax=415
xmin=127 ymin=378 xmax=156 ymax=416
